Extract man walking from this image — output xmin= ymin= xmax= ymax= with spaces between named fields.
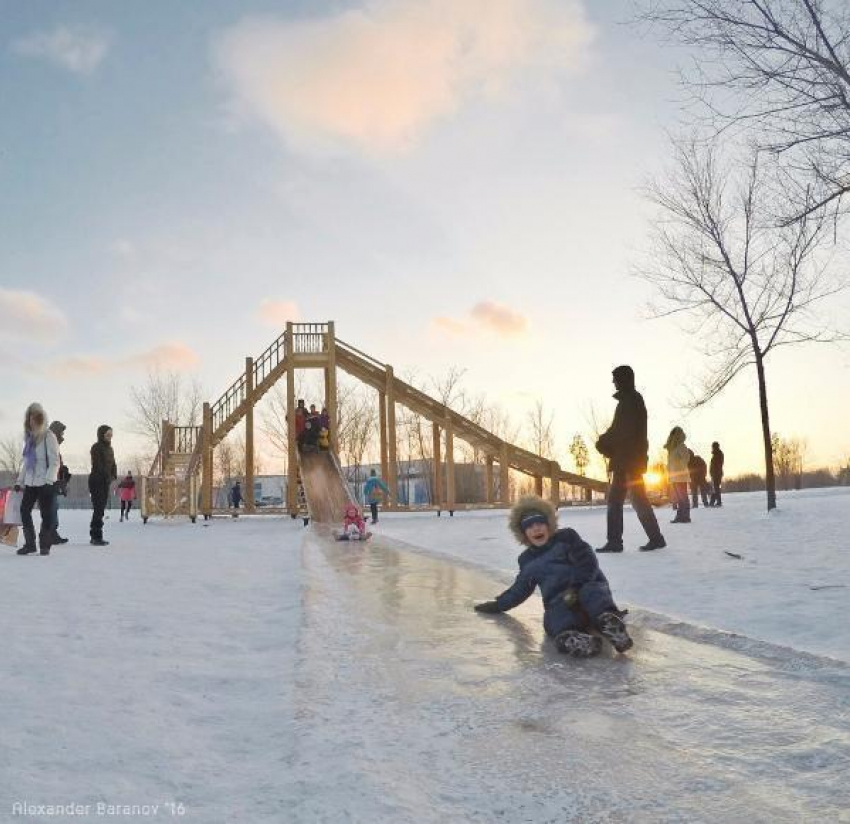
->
xmin=709 ymin=442 xmax=725 ymax=506
xmin=595 ymin=365 xmax=666 ymax=552
xmin=363 ymin=469 xmax=390 ymax=525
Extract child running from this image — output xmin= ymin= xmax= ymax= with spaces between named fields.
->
xmin=474 ymin=496 xmax=633 ymax=657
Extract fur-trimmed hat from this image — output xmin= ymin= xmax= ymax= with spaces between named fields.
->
xmin=508 ymin=495 xmax=558 ymax=546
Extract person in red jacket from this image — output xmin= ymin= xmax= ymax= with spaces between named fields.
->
xmin=118 ymin=472 xmax=136 ymax=522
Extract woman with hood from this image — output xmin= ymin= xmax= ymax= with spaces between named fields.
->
xmin=14 ymin=402 xmax=60 ymax=555
xmin=89 ymin=424 xmax=117 ymax=546
xmin=473 ymin=496 xmax=633 ymax=657
xmin=665 ymin=427 xmax=692 ymax=524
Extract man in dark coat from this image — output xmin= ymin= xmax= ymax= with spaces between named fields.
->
xmin=688 ymin=452 xmax=710 ymax=508
xmin=89 ymin=424 xmax=117 ymax=546
xmin=709 ymin=442 xmax=725 ymax=506
xmin=49 ymin=420 xmax=71 ymax=544
xmin=595 ymin=365 xmax=665 ymax=552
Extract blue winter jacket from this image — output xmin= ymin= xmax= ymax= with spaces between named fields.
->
xmin=363 ymin=476 xmax=389 ymax=504
xmin=495 ymin=528 xmax=614 ymax=634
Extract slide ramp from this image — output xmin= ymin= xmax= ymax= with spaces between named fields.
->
xmin=297 ymin=449 xmax=356 ymax=524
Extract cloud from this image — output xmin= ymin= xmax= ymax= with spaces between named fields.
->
xmin=12 ymin=26 xmax=110 ymax=74
xmin=257 ymin=299 xmax=301 ymax=327
xmin=0 ymin=288 xmax=68 ymax=342
xmin=433 ymin=300 xmax=527 ymax=338
xmin=215 ymin=0 xmax=593 ymax=153
xmin=47 ymin=342 xmax=199 ymax=378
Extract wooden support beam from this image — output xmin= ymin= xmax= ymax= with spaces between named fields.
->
xmin=500 ymin=442 xmax=510 ymax=505
xmin=245 ymin=356 xmax=255 ymax=512
xmin=445 ymin=411 xmax=455 ymax=512
xmin=432 ymin=421 xmax=442 ymax=508
xmin=549 ymin=460 xmax=560 ymax=508
xmin=386 ymin=366 xmax=398 ymax=505
xmin=534 ymin=475 xmax=543 ymax=497
xmin=485 ymin=456 xmax=494 ymax=504
xmin=201 ymin=402 xmax=213 ymax=516
xmin=379 ymin=391 xmax=389 ymax=483
xmin=285 ymin=323 xmax=297 ymax=513
xmin=326 ymin=321 xmax=338 ymax=452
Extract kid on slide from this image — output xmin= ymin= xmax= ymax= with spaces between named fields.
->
xmin=474 ymin=496 xmax=633 ymax=657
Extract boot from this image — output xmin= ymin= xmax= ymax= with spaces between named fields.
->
xmin=39 ymin=535 xmax=51 ymax=556
xmin=52 ymin=533 xmax=69 ymax=544
xmin=17 ymin=543 xmax=37 ymax=555
xmin=554 ymin=630 xmax=602 ymax=657
xmin=639 ymin=536 xmax=666 ymax=551
xmin=596 ymin=612 xmax=634 ymax=653
xmin=595 ymin=541 xmax=624 ymax=554
xmin=90 ymin=538 xmax=109 ymax=546
xmin=18 ymin=525 xmax=37 ymax=555
xmin=670 ymin=514 xmax=691 ymax=523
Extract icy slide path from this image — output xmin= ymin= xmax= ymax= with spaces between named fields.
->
xmin=294 ymin=531 xmax=850 ymax=823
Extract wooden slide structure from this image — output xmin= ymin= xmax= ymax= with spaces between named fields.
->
xmin=141 ymin=322 xmax=607 ymax=522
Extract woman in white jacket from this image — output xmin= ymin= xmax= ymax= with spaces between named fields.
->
xmin=15 ymin=402 xmax=60 ymax=555
xmin=664 ymin=426 xmax=692 ymax=524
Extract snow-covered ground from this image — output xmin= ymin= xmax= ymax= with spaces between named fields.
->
xmin=2 ymin=491 xmax=849 ymax=822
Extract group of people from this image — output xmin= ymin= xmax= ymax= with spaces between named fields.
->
xmin=9 ymin=402 xmax=136 ymax=555
xmin=664 ymin=430 xmax=725 ymax=523
xmin=295 ymin=400 xmax=331 ymax=451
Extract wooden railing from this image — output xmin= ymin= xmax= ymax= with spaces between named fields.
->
xmin=292 ymin=323 xmax=329 ymax=354
xmin=254 ymin=332 xmax=286 ymax=387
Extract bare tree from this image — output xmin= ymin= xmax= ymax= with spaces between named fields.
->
xmin=527 ymin=400 xmax=555 ymax=459
xmin=0 ymin=435 xmax=22 ymax=475
xmin=642 ymin=137 xmax=844 ymax=509
xmin=642 ymin=0 xmax=850 ymax=225
xmin=771 ymin=432 xmax=807 ymax=489
xmin=128 ymin=368 xmax=204 ymax=457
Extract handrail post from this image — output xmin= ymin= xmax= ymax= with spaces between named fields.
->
xmin=285 ymin=323 xmax=297 ymax=513
xmin=201 ymin=402 xmax=213 ymax=517
xmin=326 ymin=321 xmax=338 ymax=452
xmin=385 ymin=365 xmax=398 ymax=506
xmin=245 ymin=356 xmax=255 ymax=512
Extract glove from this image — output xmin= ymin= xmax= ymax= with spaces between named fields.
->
xmin=561 ymin=588 xmax=579 ymax=608
xmin=474 ymin=600 xmax=501 ymax=614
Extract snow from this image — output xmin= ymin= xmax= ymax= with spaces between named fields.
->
xmin=2 ymin=490 xmax=849 ymax=822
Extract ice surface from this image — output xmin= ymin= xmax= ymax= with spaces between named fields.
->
xmin=2 ymin=492 xmax=848 ymax=823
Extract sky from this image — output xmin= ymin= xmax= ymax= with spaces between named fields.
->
xmin=1 ymin=0 xmax=848 ymax=477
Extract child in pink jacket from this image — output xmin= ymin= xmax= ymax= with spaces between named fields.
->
xmin=118 ymin=472 xmax=136 ymax=522
xmin=336 ymin=503 xmax=369 ymax=541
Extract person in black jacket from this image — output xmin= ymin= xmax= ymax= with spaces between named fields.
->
xmin=709 ymin=442 xmax=725 ymax=506
xmin=48 ymin=420 xmax=71 ymax=544
xmin=89 ymin=424 xmax=117 ymax=546
xmin=473 ymin=496 xmax=633 ymax=657
xmin=688 ymin=452 xmax=710 ymax=508
xmin=595 ymin=365 xmax=665 ymax=552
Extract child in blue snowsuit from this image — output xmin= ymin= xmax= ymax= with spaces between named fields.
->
xmin=474 ymin=495 xmax=633 ymax=657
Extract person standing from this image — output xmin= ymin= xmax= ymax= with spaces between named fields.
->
xmin=595 ymin=366 xmax=666 ymax=552
xmin=709 ymin=442 xmax=725 ymax=507
xmin=231 ymin=481 xmax=242 ymax=513
xmin=688 ymin=452 xmax=710 ymax=508
xmin=665 ymin=427 xmax=692 ymax=524
xmin=89 ymin=425 xmax=117 ymax=546
xmin=363 ymin=469 xmax=390 ymax=524
xmin=15 ymin=402 xmax=59 ymax=556
xmin=48 ymin=419 xmax=71 ymax=544
xmin=118 ymin=472 xmax=136 ymax=521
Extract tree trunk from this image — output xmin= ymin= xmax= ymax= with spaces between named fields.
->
xmin=755 ymin=354 xmax=777 ymax=511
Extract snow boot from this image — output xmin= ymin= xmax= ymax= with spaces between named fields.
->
xmin=597 ymin=612 xmax=634 ymax=653
xmin=670 ymin=515 xmax=691 ymax=524
xmin=52 ymin=532 xmax=69 ymax=544
xmin=554 ymin=630 xmax=603 ymax=658
xmin=17 ymin=543 xmax=37 ymax=556
xmin=90 ymin=538 xmax=109 ymax=547
xmin=639 ymin=536 xmax=666 ymax=551
xmin=595 ymin=542 xmax=624 ymax=554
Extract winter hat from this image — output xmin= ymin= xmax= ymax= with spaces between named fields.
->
xmin=49 ymin=420 xmax=66 ymax=440
xmin=97 ymin=424 xmax=112 ymax=441
xmin=711 ymin=441 xmax=720 ymax=450
xmin=508 ymin=495 xmax=558 ymax=546
xmin=612 ymin=365 xmax=635 ymax=389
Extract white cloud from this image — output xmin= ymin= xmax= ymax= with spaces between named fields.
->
xmin=215 ymin=0 xmax=593 ymax=153
xmin=0 ymin=288 xmax=68 ymax=342
xmin=257 ymin=299 xmax=301 ymax=327
xmin=433 ymin=300 xmax=527 ymax=338
xmin=47 ymin=342 xmax=200 ymax=378
xmin=12 ymin=26 xmax=111 ymax=75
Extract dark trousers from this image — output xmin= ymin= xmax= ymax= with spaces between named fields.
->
xmin=21 ymin=485 xmax=57 ymax=549
xmin=710 ymin=479 xmax=722 ymax=506
xmin=51 ymin=488 xmax=61 ymax=536
xmin=89 ymin=477 xmax=109 ymax=540
xmin=369 ymin=502 xmax=379 ymax=523
xmin=606 ymin=470 xmax=663 ymax=544
xmin=690 ymin=480 xmax=710 ymax=508
xmin=120 ymin=500 xmax=133 ymax=517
